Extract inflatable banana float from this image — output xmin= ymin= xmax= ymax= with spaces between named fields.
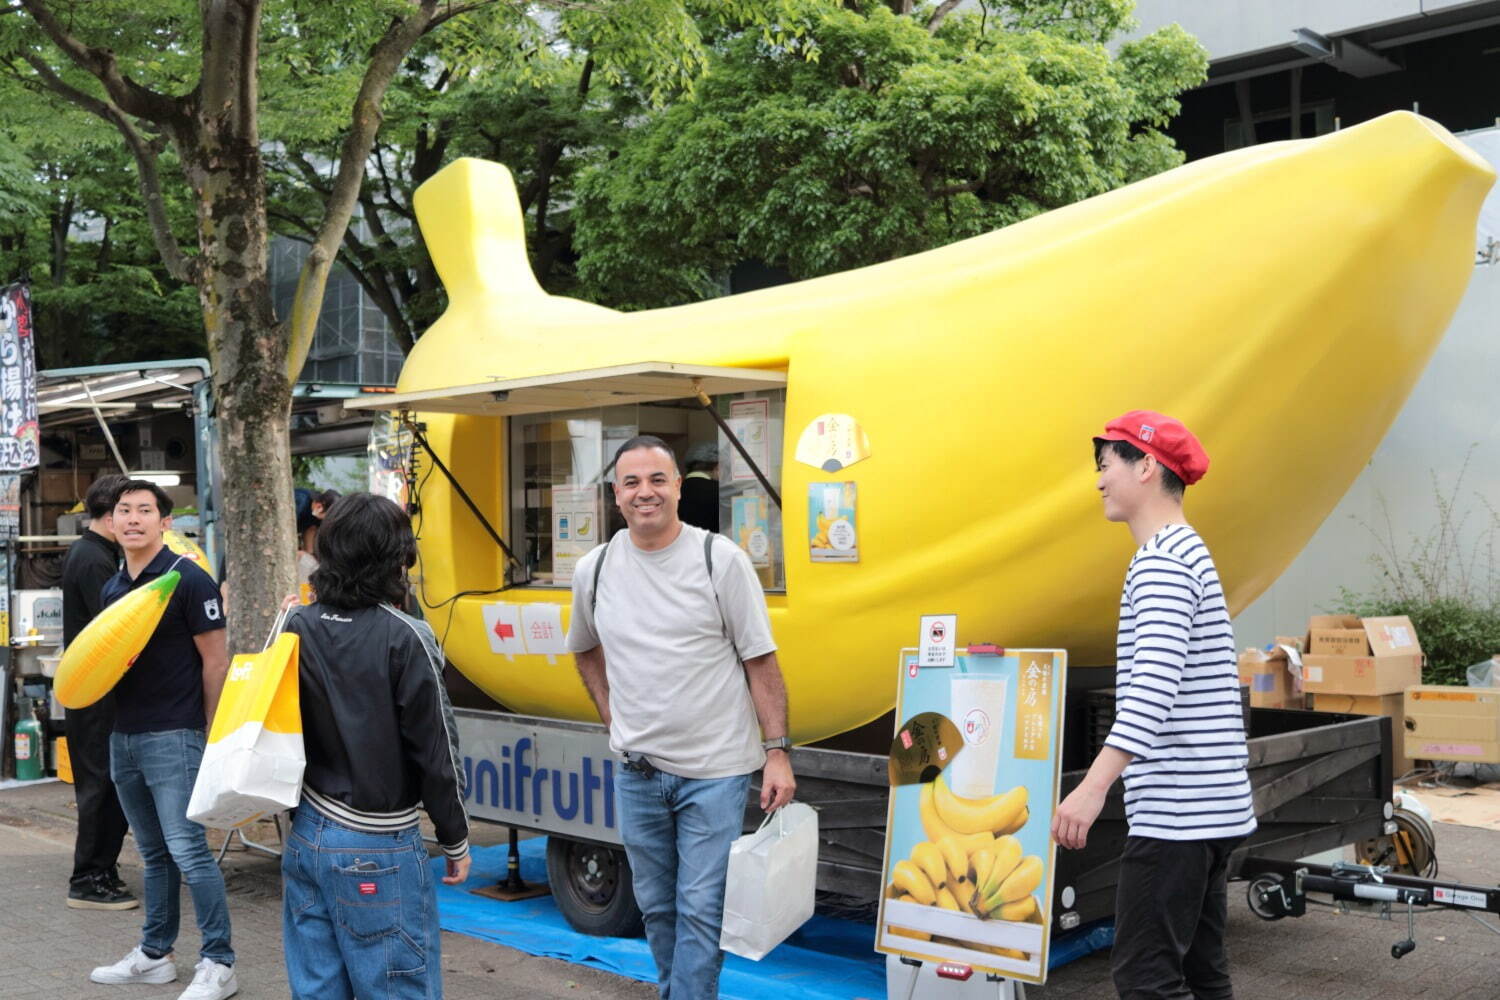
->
xmin=54 ymin=572 xmax=180 ymax=709
xmin=384 ymin=111 xmax=1492 ymax=742
xmin=164 ymin=529 xmax=214 ymax=580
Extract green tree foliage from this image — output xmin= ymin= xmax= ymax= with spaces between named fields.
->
xmin=263 ymin=2 xmax=791 ymax=346
xmin=573 ymin=0 xmax=1208 ymax=308
xmin=0 ymin=95 xmax=201 ymax=367
xmin=0 ymin=0 xmax=805 ymax=650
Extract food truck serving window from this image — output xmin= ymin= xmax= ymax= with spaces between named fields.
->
xmin=509 ymin=389 xmax=786 ymax=592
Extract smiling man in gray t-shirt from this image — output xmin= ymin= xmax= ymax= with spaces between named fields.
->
xmin=568 ymin=434 xmax=794 ymax=1000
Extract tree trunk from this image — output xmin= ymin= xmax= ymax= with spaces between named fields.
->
xmin=177 ymin=100 xmax=297 ymax=654
xmin=214 ymin=368 xmax=295 ymax=654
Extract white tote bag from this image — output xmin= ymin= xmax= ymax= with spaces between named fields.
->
xmin=719 ymin=801 xmax=819 ymax=960
xmin=187 ymin=610 xmax=305 ymax=829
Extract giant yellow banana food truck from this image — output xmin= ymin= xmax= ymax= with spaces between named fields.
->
xmin=348 ymin=112 xmax=1494 ymax=936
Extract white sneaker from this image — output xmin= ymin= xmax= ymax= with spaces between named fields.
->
xmin=89 ymin=946 xmax=177 ymax=985
xmin=176 ymin=958 xmax=238 ymax=1000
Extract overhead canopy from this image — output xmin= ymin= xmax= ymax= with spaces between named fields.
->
xmin=37 ymin=360 xmax=209 ymax=427
xmin=342 ymin=361 xmax=788 ymax=417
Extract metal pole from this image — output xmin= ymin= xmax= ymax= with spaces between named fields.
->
xmin=77 ymin=378 xmax=129 ymax=475
xmin=692 ymin=384 xmax=782 ymax=509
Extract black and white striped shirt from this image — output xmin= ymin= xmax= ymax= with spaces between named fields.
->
xmin=1104 ymin=525 xmax=1257 ymax=841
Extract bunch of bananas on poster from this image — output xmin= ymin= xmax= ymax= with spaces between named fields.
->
xmin=887 ymin=775 xmax=1043 ymax=958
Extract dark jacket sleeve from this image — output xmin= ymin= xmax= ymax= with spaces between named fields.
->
xmin=62 ymin=541 xmax=121 ymax=645
xmin=81 ymin=558 xmax=115 ymax=622
xmin=393 ymin=622 xmax=470 ymax=860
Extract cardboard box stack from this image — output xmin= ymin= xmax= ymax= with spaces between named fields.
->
xmin=1310 ymin=692 xmax=1415 ymax=775
xmin=1237 ymin=636 xmax=1305 ymax=709
xmin=1300 ymin=615 xmax=1423 ymax=696
xmin=1404 ymin=686 xmax=1500 ymax=765
xmin=1299 ymin=615 xmax=1423 ymax=775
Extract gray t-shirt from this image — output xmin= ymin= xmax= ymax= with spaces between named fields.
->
xmin=566 ymin=524 xmax=776 ymax=779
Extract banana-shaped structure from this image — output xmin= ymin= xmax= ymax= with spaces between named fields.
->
xmin=383 ymin=112 xmax=1492 ymax=741
xmin=54 ymin=572 xmax=180 ymax=709
xmin=164 ymin=530 xmax=214 ymax=580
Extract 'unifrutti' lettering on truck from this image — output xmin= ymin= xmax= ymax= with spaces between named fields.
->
xmin=462 ymin=737 xmax=616 ymax=829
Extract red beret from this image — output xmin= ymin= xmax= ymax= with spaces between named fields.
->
xmin=1095 ymin=410 xmax=1209 ymax=486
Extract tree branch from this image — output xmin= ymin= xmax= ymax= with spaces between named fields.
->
xmin=18 ymin=53 xmax=196 ymax=283
xmin=18 ymin=0 xmax=185 ymax=124
xmin=927 ymin=0 xmax=962 ymax=33
xmin=286 ymin=0 xmax=441 ymax=383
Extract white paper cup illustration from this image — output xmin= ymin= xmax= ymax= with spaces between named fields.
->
xmin=948 ymin=676 xmax=1007 ymax=797
xmin=822 ymin=484 xmax=841 ymax=520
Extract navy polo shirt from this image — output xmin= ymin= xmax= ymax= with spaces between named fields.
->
xmin=101 ymin=544 xmax=227 ymax=734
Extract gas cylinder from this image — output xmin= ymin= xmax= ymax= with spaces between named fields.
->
xmin=13 ymin=698 xmax=45 ymax=781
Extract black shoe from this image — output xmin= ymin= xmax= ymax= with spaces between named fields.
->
xmin=106 ymin=865 xmax=129 ymax=895
xmin=67 ymin=873 xmax=139 ymax=911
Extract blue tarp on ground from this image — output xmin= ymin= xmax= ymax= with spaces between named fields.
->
xmin=430 ymin=839 xmax=888 ymax=1000
xmin=431 ymin=839 xmax=1113 ymax=998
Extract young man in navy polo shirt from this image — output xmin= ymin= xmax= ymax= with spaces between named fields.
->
xmin=88 ymin=480 xmax=239 ymax=1000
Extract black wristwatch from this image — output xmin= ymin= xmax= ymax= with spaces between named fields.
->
xmin=762 ymin=736 xmax=792 ymax=754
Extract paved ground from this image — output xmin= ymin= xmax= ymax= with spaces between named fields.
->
xmin=0 ymin=780 xmax=654 ymax=1000
xmin=1 ymin=778 xmax=1497 ymax=999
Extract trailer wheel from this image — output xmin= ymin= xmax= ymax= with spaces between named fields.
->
xmin=1246 ymin=875 xmax=1290 ymax=921
xmin=546 ymin=837 xmax=644 ymax=938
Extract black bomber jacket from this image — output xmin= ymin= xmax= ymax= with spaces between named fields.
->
xmin=284 ymin=602 xmax=470 ymax=859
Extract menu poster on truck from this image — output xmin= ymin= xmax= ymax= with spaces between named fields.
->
xmin=731 ymin=495 xmax=771 ymax=568
xmin=727 ymin=397 xmax=770 ymax=483
xmin=808 ymin=481 xmax=858 ymax=562
xmin=551 ymin=485 xmax=600 ymax=583
xmin=876 ymin=648 xmax=1067 ymax=985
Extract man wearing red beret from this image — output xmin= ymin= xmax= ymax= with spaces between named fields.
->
xmin=1052 ymin=411 xmax=1256 ymax=1000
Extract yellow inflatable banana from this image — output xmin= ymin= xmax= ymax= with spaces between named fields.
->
xmin=54 ymin=572 xmax=180 ymax=709
xmin=382 ymin=111 xmax=1492 ymax=741
xmin=164 ymin=530 xmax=214 ymax=581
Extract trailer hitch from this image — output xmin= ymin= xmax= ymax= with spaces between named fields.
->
xmin=1241 ymin=854 xmax=1500 ymax=961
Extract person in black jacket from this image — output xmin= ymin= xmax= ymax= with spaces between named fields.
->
xmin=677 ymin=441 xmax=720 ymax=533
xmin=280 ymin=493 xmax=470 ymax=1000
xmin=60 ymin=474 xmax=136 ymax=910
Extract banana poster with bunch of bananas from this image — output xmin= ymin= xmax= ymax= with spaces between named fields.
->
xmin=877 ymin=649 xmax=1067 ymax=983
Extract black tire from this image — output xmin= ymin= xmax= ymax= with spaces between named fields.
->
xmin=546 ymin=836 xmax=644 ymax=938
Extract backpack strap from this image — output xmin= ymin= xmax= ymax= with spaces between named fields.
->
xmin=589 ymin=534 xmax=613 ymax=618
xmin=704 ymin=531 xmax=737 ymax=659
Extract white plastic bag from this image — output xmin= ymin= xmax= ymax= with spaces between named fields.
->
xmin=187 ymin=611 xmax=304 ymax=829
xmin=719 ymin=801 xmax=818 ymax=961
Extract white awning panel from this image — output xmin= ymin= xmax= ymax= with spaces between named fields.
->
xmin=342 ymin=362 xmax=787 ymax=417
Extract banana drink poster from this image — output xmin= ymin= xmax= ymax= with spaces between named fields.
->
xmin=877 ymin=648 xmax=1067 ymax=984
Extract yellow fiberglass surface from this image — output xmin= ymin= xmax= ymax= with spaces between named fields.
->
xmin=396 ymin=111 xmax=1492 ymax=743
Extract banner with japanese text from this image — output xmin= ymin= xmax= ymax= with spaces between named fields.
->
xmin=876 ymin=648 xmax=1067 ymax=985
xmin=0 ymin=284 xmax=40 ymax=471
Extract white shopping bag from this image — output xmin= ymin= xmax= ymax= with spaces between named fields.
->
xmin=187 ymin=610 xmax=304 ymax=829
xmin=719 ymin=801 xmax=819 ymax=960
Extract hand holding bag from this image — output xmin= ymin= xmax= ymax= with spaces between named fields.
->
xmin=187 ymin=608 xmax=304 ymax=829
xmin=719 ymin=801 xmax=819 ymax=960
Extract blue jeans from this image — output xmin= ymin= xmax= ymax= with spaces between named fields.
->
xmin=616 ymin=767 xmax=752 ymax=1000
xmin=109 ymin=729 xmax=234 ymax=965
xmin=281 ymin=804 xmax=443 ymax=1000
